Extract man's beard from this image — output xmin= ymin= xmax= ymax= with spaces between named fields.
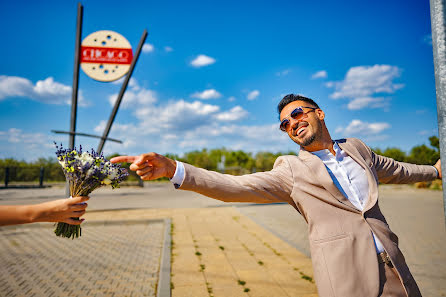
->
xmin=297 ymin=120 xmax=322 ymax=147
xmin=301 ymin=134 xmax=316 ymax=146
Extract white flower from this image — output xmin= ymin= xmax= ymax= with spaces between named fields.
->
xmin=86 ymin=167 xmax=95 ymax=177
xmin=77 ymin=152 xmax=94 ymax=165
xmin=108 ymin=167 xmax=120 ymax=180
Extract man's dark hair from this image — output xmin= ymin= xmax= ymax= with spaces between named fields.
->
xmin=277 ymin=94 xmax=320 ymax=118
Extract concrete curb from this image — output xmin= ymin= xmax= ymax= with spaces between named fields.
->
xmin=0 ymin=218 xmax=166 ymax=230
xmin=157 ymin=218 xmax=171 ymax=297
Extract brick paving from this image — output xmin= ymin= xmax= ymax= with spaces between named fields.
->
xmin=1 ymin=183 xmax=445 ymax=296
xmin=83 ymin=208 xmax=318 ymax=297
xmin=237 ymin=185 xmax=446 ymax=297
xmin=0 ymin=220 xmax=165 ymax=297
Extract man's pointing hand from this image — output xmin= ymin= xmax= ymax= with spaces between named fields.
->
xmin=110 ymin=153 xmax=177 ymax=180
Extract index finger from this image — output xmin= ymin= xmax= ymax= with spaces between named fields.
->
xmin=110 ymin=156 xmax=138 ymax=163
xmin=133 ymin=153 xmax=158 ymax=166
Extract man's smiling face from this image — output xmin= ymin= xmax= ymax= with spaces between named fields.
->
xmin=279 ymin=100 xmax=324 ymax=147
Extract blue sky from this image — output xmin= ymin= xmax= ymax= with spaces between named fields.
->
xmin=0 ymin=0 xmax=438 ymax=161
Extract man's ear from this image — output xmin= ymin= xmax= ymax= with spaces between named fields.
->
xmin=316 ymin=109 xmax=325 ymax=120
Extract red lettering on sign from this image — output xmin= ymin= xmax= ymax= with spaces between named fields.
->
xmin=80 ymin=46 xmax=133 ymax=64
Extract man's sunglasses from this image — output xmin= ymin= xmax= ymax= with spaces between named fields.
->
xmin=280 ymin=106 xmax=318 ymax=132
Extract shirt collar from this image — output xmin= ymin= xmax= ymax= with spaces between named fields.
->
xmin=309 ymin=141 xmax=341 ymax=159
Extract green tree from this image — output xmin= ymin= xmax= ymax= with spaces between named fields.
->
xmin=372 ymin=148 xmax=384 ymax=155
xmin=183 ymin=149 xmax=215 ymax=170
xmin=226 ymin=150 xmax=254 ymax=173
xmin=382 ymin=148 xmax=407 ymax=162
xmin=254 ymin=152 xmax=277 ymax=172
xmin=429 ymin=136 xmax=440 ymax=150
xmin=407 ymin=144 xmax=439 ymax=165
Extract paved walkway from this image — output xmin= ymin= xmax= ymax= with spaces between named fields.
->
xmin=84 ymin=207 xmax=317 ymax=297
xmin=237 ymin=185 xmax=446 ymax=297
xmin=0 ymin=220 xmax=165 ymax=297
xmin=1 ymin=183 xmax=445 ymax=296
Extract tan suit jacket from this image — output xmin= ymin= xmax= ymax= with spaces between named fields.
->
xmin=179 ymin=138 xmax=437 ymax=297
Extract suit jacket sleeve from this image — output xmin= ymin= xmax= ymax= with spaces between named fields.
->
xmin=178 ymin=156 xmax=295 ymax=205
xmin=371 ymin=151 xmax=438 ymax=184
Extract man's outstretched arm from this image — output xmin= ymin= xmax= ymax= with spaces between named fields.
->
xmin=111 ymin=153 xmax=297 ymax=205
xmin=373 ymin=151 xmax=441 ymax=184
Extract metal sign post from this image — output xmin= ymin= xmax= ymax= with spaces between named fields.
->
xmin=58 ymin=3 xmax=147 ymax=193
xmin=58 ymin=3 xmax=148 ymax=154
xmin=430 ymin=0 xmax=446 ymax=226
xmin=97 ymin=29 xmax=148 ymax=154
xmin=69 ymin=3 xmax=83 ymax=150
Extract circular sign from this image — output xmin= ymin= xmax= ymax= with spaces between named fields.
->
xmin=80 ymin=30 xmax=133 ymax=82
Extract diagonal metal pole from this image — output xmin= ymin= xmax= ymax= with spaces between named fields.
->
xmin=69 ymin=2 xmax=83 ymax=150
xmin=66 ymin=2 xmax=83 ymax=197
xmin=97 ymin=29 xmax=148 ymax=154
xmin=430 ymin=0 xmax=446 ymax=226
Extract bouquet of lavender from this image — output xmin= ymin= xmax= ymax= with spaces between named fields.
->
xmin=54 ymin=143 xmax=128 ymax=239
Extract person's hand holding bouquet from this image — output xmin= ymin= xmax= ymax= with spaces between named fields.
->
xmin=54 ymin=143 xmax=128 ymax=239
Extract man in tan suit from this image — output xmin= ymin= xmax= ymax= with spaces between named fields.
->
xmin=111 ymin=94 xmax=442 ymax=297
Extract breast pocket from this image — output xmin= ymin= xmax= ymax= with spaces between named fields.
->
xmin=310 ymin=216 xmax=347 ymax=243
xmin=312 ymin=233 xmax=349 ymax=244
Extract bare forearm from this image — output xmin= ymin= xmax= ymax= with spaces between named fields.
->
xmin=0 ymin=197 xmax=89 ymax=227
xmin=0 ymin=205 xmax=38 ymax=226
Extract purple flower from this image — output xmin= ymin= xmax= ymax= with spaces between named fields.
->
xmin=53 ymin=143 xmax=128 ymax=239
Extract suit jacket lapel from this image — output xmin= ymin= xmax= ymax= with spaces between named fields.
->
xmin=337 ymin=140 xmax=378 ymax=212
xmin=298 ymin=149 xmax=359 ymax=212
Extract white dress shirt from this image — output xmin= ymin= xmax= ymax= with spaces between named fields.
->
xmin=311 ymin=142 xmax=385 ymax=253
xmin=170 ymin=142 xmax=385 ymax=253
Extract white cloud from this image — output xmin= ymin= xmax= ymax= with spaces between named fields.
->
xmin=0 ymin=75 xmax=33 ymax=99
xmin=247 ymin=90 xmax=260 ymax=100
xmin=190 ymin=54 xmax=216 ymax=67
xmin=336 ymin=119 xmax=390 ymax=135
xmin=423 ymin=34 xmax=432 ymax=45
xmin=0 ymin=75 xmax=88 ymax=106
xmin=276 ymin=69 xmax=291 ymax=77
xmin=93 ymin=85 xmax=295 ymax=157
xmin=108 ymin=87 xmax=157 ymax=108
xmin=190 ymin=89 xmax=222 ymax=100
xmin=328 ymin=65 xmax=403 ymax=99
xmin=164 ymin=46 xmax=173 ymax=52
xmin=0 ymin=128 xmax=58 ymax=161
xmin=142 ymin=43 xmax=154 ymax=53
xmin=179 ymin=123 xmax=291 ymax=153
xmin=347 ymin=97 xmax=390 ymax=110
xmin=95 ymin=119 xmax=291 ymax=158
xmin=215 ymin=106 xmax=248 ymax=121
xmin=111 ymin=77 xmax=139 ymax=90
xmin=416 ymin=109 xmax=428 ymax=115
xmin=325 ymin=65 xmax=403 ymax=111
xmin=311 ymin=70 xmax=327 ymax=79
xmin=418 ymin=129 xmax=437 ymax=136
xmin=108 ymin=78 xmax=153 ymax=108
xmin=228 ymin=96 xmax=236 ymax=102
xmin=133 ymin=99 xmax=221 ymax=132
